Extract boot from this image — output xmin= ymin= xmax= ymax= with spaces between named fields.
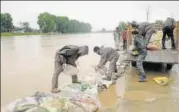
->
xmin=171 ymin=43 xmax=176 ymax=50
xmin=162 ymin=42 xmax=166 ymax=50
xmin=71 ymin=75 xmax=81 ymax=84
xmin=138 ymin=75 xmax=147 ymax=82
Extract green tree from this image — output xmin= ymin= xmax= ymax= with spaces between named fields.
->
xmin=19 ymin=22 xmax=32 ymax=32
xmin=57 ymin=16 xmax=69 ymax=33
xmin=37 ymin=12 xmax=56 ymax=33
xmin=1 ymin=13 xmax=13 ymax=32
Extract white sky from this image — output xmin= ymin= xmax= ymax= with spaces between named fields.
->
xmin=1 ymin=1 xmax=179 ymax=31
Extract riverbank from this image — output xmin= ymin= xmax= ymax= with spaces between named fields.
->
xmin=1 ymin=32 xmax=44 ymax=37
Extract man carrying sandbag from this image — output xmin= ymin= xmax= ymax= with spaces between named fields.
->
xmin=162 ymin=17 xmax=176 ymax=50
xmin=131 ymin=21 xmax=156 ymax=47
xmin=51 ymin=45 xmax=89 ymax=93
xmin=93 ymin=46 xmax=119 ymax=81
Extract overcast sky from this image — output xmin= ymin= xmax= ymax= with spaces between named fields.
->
xmin=1 ymin=1 xmax=179 ymax=31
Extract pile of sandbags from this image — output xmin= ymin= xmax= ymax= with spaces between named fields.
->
xmin=5 ymin=92 xmax=101 ymax=112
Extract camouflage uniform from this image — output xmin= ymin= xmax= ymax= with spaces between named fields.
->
xmin=52 ymin=45 xmax=88 ymax=90
xmin=97 ymin=47 xmax=119 ymax=80
xmin=136 ymin=22 xmax=156 ymax=46
xmin=162 ymin=17 xmax=176 ymax=49
xmin=133 ymin=34 xmax=147 ymax=78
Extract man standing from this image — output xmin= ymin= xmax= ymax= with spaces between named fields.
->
xmin=132 ymin=30 xmax=147 ymax=82
xmin=114 ymin=27 xmax=120 ymax=51
xmin=162 ymin=17 xmax=176 ymax=49
xmin=131 ymin=21 xmax=156 ymax=47
xmin=51 ymin=45 xmax=89 ymax=93
xmin=93 ymin=46 xmax=119 ymax=81
xmin=122 ymin=28 xmax=127 ymax=50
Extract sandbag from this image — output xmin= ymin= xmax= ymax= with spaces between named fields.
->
xmin=70 ymin=93 xmax=101 ymax=112
xmin=5 ymin=91 xmax=102 ymax=112
xmin=40 ymin=97 xmax=75 ymax=112
xmin=147 ymin=44 xmax=161 ymax=51
xmin=25 ymin=106 xmax=49 ymax=112
xmin=5 ymin=97 xmax=38 ymax=112
xmin=63 ymin=64 xmax=79 ymax=76
xmin=153 ymin=77 xmax=169 ymax=86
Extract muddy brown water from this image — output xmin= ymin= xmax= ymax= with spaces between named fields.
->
xmin=118 ymin=65 xmax=179 ymax=112
xmin=1 ymin=33 xmax=179 ymax=112
xmin=1 ymin=33 xmax=115 ymax=107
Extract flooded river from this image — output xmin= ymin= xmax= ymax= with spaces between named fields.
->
xmin=1 ymin=33 xmax=179 ymax=112
xmin=1 ymin=33 xmax=114 ymax=107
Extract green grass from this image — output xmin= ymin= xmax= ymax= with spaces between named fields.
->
xmin=1 ymin=32 xmax=44 ymax=37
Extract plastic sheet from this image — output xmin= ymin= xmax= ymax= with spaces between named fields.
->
xmin=61 ymin=82 xmax=98 ymax=96
xmin=5 ymin=92 xmax=101 ymax=112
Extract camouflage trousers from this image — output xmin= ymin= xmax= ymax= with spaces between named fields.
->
xmin=107 ymin=55 xmax=119 ymax=80
xmin=52 ymin=53 xmax=78 ymax=89
xmin=136 ymin=50 xmax=147 ymax=76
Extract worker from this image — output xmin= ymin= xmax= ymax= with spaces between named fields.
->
xmin=113 ymin=27 xmax=120 ymax=51
xmin=93 ymin=46 xmax=119 ymax=81
xmin=132 ymin=30 xmax=147 ymax=82
xmin=131 ymin=21 xmax=156 ymax=47
xmin=51 ymin=45 xmax=89 ymax=93
xmin=122 ymin=28 xmax=127 ymax=50
xmin=162 ymin=17 xmax=176 ymax=49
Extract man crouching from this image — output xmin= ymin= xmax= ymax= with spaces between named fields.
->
xmin=93 ymin=46 xmax=119 ymax=81
xmin=51 ymin=45 xmax=89 ymax=93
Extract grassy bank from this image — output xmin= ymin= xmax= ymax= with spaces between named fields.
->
xmin=1 ymin=32 xmax=44 ymax=37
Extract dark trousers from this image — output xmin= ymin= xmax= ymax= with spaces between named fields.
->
xmin=123 ymin=40 xmax=127 ymax=50
xmin=162 ymin=26 xmax=175 ymax=49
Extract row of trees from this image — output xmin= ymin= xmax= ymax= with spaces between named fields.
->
xmin=37 ymin=12 xmax=92 ymax=33
xmin=1 ymin=13 xmax=40 ymax=33
xmin=1 ymin=12 xmax=92 ymax=33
